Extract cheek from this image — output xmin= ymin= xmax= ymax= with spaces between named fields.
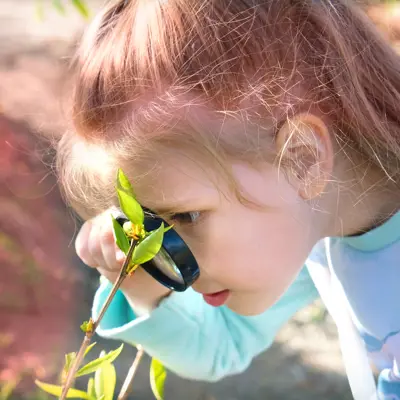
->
xmin=198 ymin=200 xmax=315 ymax=291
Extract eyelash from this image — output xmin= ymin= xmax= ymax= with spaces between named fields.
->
xmin=169 ymin=211 xmax=202 ymax=225
xmin=143 ymin=208 xmax=203 ymax=227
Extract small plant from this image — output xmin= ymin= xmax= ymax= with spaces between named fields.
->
xmin=36 ymin=169 xmax=167 ymax=400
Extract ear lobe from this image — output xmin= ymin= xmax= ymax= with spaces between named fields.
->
xmin=276 ymin=113 xmax=333 ymax=200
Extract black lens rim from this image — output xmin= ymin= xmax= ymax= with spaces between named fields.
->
xmin=115 ymin=212 xmax=200 ymax=292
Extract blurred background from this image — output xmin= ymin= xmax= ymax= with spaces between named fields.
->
xmin=1 ymin=1 xmax=399 ymax=399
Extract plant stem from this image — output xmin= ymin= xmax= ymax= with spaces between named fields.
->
xmin=118 ymin=346 xmax=145 ymax=400
xmin=59 ymin=335 xmax=92 ymax=399
xmin=59 ymin=239 xmax=137 ymax=400
xmin=92 ymin=239 xmax=137 ymax=331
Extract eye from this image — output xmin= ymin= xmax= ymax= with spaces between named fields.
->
xmin=170 ymin=211 xmax=201 ymax=225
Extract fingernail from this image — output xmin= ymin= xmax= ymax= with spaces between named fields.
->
xmin=116 ymin=250 xmax=126 ymax=262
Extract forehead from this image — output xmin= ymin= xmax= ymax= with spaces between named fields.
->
xmin=127 ymin=152 xmax=223 ymax=212
xmin=113 ymin=93 xmax=276 ymax=210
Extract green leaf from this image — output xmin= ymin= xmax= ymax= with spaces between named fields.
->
xmin=71 ymin=0 xmax=90 ymax=19
xmin=65 ymin=352 xmax=77 ymax=368
xmin=164 ymin=225 xmax=174 ymax=233
xmin=52 ymin=0 xmax=66 ymax=14
xmin=94 ymin=353 xmax=117 ymax=400
xmin=61 ymin=352 xmax=76 ymax=383
xmin=35 ymin=380 xmax=89 ymax=399
xmin=144 ymin=225 xmax=172 ymax=236
xmin=111 ymin=216 xmax=130 ymax=255
xmin=133 ymin=223 xmax=164 ymax=265
xmin=115 ymin=168 xmax=144 ymax=226
xmin=80 ymin=319 xmax=94 ymax=334
xmin=117 ymin=169 xmax=135 ymax=196
xmin=80 ymin=321 xmax=87 ymax=333
xmin=76 ymin=344 xmax=124 ymax=377
xmin=86 ymin=378 xmax=96 ymax=400
xmin=117 ymin=189 xmax=144 ymax=226
xmin=150 ymin=359 xmax=167 ymax=400
xmin=84 ymin=342 xmax=97 ymax=358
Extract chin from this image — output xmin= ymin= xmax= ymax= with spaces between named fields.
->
xmin=225 ymin=295 xmax=270 ymax=316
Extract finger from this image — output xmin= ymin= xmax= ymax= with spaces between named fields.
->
xmin=87 ymin=218 xmax=105 ymax=268
xmin=75 ymin=220 xmax=94 ymax=266
xmin=100 ymin=222 xmax=125 ymax=272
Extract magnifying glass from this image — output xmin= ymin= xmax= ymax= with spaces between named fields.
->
xmin=115 ymin=211 xmax=200 ymax=292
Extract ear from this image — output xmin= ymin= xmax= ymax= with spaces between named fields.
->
xmin=276 ymin=113 xmax=334 ymax=200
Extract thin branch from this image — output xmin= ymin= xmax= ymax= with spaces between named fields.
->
xmin=59 ymin=239 xmax=137 ymax=400
xmin=93 ymin=239 xmax=137 ymax=331
xmin=59 ymin=336 xmax=92 ymax=399
xmin=118 ymin=346 xmax=145 ymax=400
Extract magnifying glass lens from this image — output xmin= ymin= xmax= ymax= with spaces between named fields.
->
xmin=151 ymin=247 xmax=185 ymax=284
xmin=115 ymin=211 xmax=198 ymax=291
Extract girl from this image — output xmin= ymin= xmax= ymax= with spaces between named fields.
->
xmin=59 ymin=1 xmax=400 ymax=399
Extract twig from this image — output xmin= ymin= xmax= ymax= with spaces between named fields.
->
xmin=93 ymin=239 xmax=137 ymax=331
xmin=118 ymin=346 xmax=145 ymax=400
xmin=59 ymin=240 xmax=137 ymax=400
xmin=59 ymin=336 xmax=92 ymax=398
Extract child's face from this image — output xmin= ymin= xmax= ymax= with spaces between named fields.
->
xmin=134 ymin=152 xmax=321 ymax=316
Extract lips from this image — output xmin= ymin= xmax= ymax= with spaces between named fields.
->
xmin=202 ymin=289 xmax=230 ymax=307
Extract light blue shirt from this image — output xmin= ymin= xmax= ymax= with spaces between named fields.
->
xmin=92 ymin=212 xmax=400 ymax=399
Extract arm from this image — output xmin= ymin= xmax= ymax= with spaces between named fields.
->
xmin=92 ymin=266 xmax=318 ymax=382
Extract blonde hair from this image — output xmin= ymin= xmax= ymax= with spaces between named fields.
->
xmin=58 ymin=0 xmax=400 ymax=220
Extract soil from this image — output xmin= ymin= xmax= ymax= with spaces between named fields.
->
xmin=0 ymin=1 xmax=397 ymax=399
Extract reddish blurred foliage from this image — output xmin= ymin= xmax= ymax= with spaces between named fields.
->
xmin=0 ymin=116 xmax=83 ymax=392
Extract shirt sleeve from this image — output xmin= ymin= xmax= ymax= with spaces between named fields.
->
xmin=92 ymin=266 xmax=318 ymax=382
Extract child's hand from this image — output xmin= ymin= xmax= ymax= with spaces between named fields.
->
xmin=75 ymin=208 xmax=171 ymax=314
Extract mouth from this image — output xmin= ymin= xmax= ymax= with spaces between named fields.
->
xmin=202 ymin=289 xmax=230 ymax=307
